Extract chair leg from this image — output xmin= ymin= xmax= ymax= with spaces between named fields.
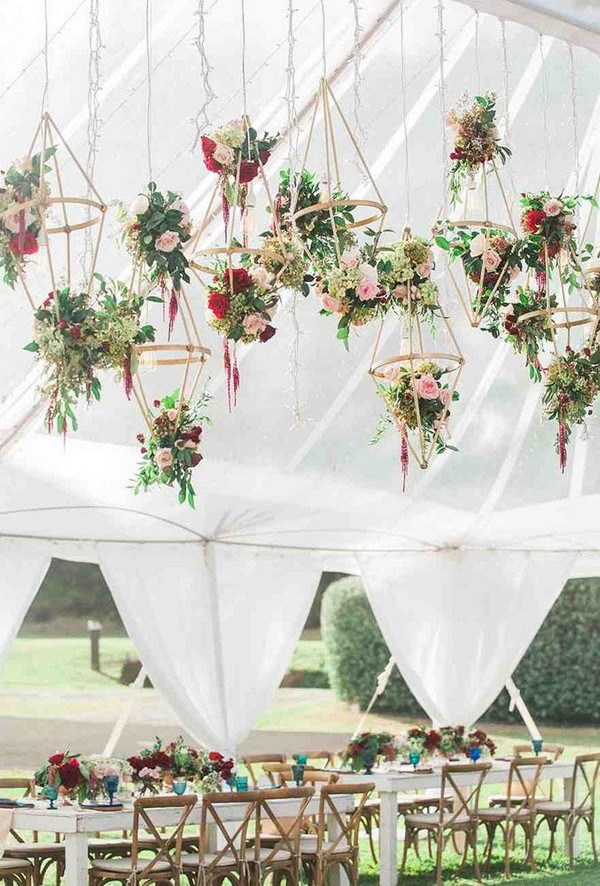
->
xmin=362 ymin=810 xmax=378 ymax=864
xmin=400 ymin=826 xmax=412 ymax=876
xmin=504 ymin=824 xmax=512 ymax=880
xmin=483 ymin=822 xmax=496 ymax=870
xmin=434 ymin=829 xmax=444 ymax=886
xmin=589 ymin=813 xmax=598 ymax=864
xmin=546 ymin=817 xmax=558 ymax=862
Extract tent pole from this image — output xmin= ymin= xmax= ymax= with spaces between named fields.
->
xmin=505 ymin=676 xmax=542 ymax=742
xmin=101 ymin=664 xmax=147 ymax=757
xmin=351 ymin=656 xmax=395 ymax=739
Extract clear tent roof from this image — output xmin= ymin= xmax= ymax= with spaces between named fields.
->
xmin=0 ymin=0 xmax=599 ymax=546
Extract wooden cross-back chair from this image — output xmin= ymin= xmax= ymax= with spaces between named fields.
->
xmin=293 ymin=751 xmax=336 ymax=769
xmin=250 ymin=787 xmax=314 ymax=886
xmin=180 ymin=790 xmax=261 ymax=886
xmin=402 ymin=762 xmax=491 ymax=886
xmin=300 ymin=782 xmax=373 ymax=886
xmin=273 ymin=769 xmax=340 ymax=789
xmin=490 ymin=743 xmax=565 ymax=807
xmin=479 ymin=756 xmax=548 ymax=879
xmin=1 ymin=777 xmax=64 ymax=886
xmin=238 ymin=754 xmax=287 ymax=789
xmin=89 ymin=794 xmax=197 ymax=885
xmin=536 ymin=752 xmax=600 ymax=865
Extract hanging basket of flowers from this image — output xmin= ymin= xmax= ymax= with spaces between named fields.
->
xmin=378 ymin=230 xmax=442 ymax=328
xmin=121 ymin=183 xmax=193 ymax=336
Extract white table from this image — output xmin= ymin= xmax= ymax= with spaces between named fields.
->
xmin=12 ymin=793 xmax=354 ymax=886
xmin=335 ymin=760 xmax=575 ymax=886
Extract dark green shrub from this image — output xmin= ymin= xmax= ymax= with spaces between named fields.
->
xmin=321 ymin=575 xmax=600 ymax=725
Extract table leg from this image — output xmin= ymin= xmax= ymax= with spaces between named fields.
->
xmin=327 ymin=810 xmax=349 ymax=886
xmin=379 ymin=790 xmax=398 ymax=886
xmin=563 ymin=777 xmax=579 ymax=857
xmin=64 ymin=832 xmax=89 ymax=886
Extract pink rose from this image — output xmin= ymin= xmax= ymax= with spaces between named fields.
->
xmin=167 ymin=408 xmax=178 ymax=421
xmin=156 ymin=448 xmax=173 ymax=470
xmin=340 ymin=250 xmax=360 ymax=268
xmin=243 ymin=313 xmax=267 ymax=335
xmin=184 ymin=440 xmax=197 ymax=449
xmin=393 ymin=284 xmax=408 ymax=303
xmin=383 ymin=364 xmax=400 ymax=382
xmin=357 ymin=276 xmax=379 ymax=301
xmin=155 ymin=230 xmax=180 ymax=253
xmin=483 ymin=249 xmax=501 ymax=272
xmin=439 ymin=389 xmax=451 ymax=406
xmin=469 ymin=233 xmax=487 ymax=258
xmin=321 ymin=293 xmax=343 ymax=313
xmin=172 ymin=198 xmax=191 ymax=225
xmin=249 ymin=265 xmax=273 ymax=289
xmin=543 ymin=198 xmax=562 ymax=217
xmin=416 ymin=261 xmax=433 ymax=278
xmin=213 ymin=143 xmax=234 ymax=165
xmin=418 ymin=374 xmax=440 ymax=400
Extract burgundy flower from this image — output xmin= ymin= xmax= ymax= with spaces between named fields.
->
xmin=48 ymin=752 xmax=65 ymax=766
xmin=69 ymin=325 xmax=82 ymax=340
xmin=220 ymin=267 xmax=253 ymax=294
xmin=201 ymin=136 xmax=221 ymax=174
xmin=190 ymin=452 xmax=203 ymax=468
xmin=259 ymin=325 xmax=276 ymax=343
xmin=239 ymin=160 xmax=259 ymax=184
xmin=207 ymin=291 xmax=230 ymax=319
xmin=9 ymin=231 xmax=38 ymax=256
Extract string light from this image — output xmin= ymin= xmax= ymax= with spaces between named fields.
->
xmin=41 ymin=0 xmax=50 ymax=114
xmin=436 ymin=0 xmax=449 ymax=219
xmin=145 ymin=0 xmax=153 ymax=182
xmin=399 ymin=0 xmax=411 ymax=223
xmin=474 ymin=9 xmax=481 ymax=93
xmin=538 ymin=33 xmax=550 ymax=190
xmin=349 ymin=0 xmax=366 ymax=174
xmin=320 ymin=0 xmax=327 ymax=78
xmin=81 ymin=0 xmax=102 ymax=281
xmin=567 ymin=42 xmax=581 ymax=200
xmin=191 ymin=0 xmax=217 ymax=150
xmin=241 ymin=0 xmax=248 ymax=116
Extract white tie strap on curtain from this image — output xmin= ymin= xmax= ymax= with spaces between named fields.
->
xmin=359 ymin=549 xmax=575 ymax=726
xmin=97 ymin=541 xmax=321 ymax=754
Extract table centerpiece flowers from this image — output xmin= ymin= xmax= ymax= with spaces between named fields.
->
xmin=446 ymin=92 xmax=511 ymax=204
xmin=196 ymin=750 xmax=235 ymax=793
xmin=133 ymin=389 xmax=210 ymax=508
xmin=127 ymin=742 xmax=173 ymax=796
xmin=84 ymin=757 xmax=132 ymax=803
xmin=463 ymin=729 xmax=497 ymax=761
xmin=121 ymin=183 xmax=192 ymax=335
xmin=0 ymin=147 xmax=55 ymax=287
xmin=34 ymin=751 xmax=90 ymax=805
xmin=341 ymin=732 xmax=396 ymax=774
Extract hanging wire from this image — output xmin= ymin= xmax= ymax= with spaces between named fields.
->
xmin=567 ymin=42 xmax=581 ymax=200
xmin=81 ymin=0 xmax=103 ymax=281
xmin=40 ymin=0 xmax=50 ymax=113
xmin=399 ymin=0 xmax=411 ymax=224
xmin=145 ymin=0 xmax=153 ymax=182
xmin=538 ymin=33 xmax=550 ymax=190
xmin=320 ymin=0 xmax=327 ymax=78
xmin=191 ymin=0 xmax=217 ymax=150
xmin=240 ymin=0 xmax=248 ymax=116
xmin=436 ymin=0 xmax=449 ymax=218
xmin=499 ymin=17 xmax=518 ymax=201
xmin=474 ymin=9 xmax=481 ymax=93
xmin=349 ymin=0 xmax=366 ymax=168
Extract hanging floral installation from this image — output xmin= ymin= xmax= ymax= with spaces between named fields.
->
xmin=501 ymin=286 xmax=555 ymax=379
xmin=377 ymin=233 xmax=442 ymax=327
xmin=200 ymin=117 xmax=278 ymax=226
xmin=543 ymin=346 xmax=600 ymax=472
xmin=0 ymin=148 xmax=55 ymax=287
xmin=24 ymin=279 xmax=156 ymax=436
xmin=120 ymin=184 xmax=193 ymax=336
xmin=439 ymin=92 xmax=518 ymax=330
xmin=133 ymin=388 xmax=211 ymax=508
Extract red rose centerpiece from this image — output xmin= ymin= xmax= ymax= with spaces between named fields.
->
xmin=35 ymin=751 xmax=90 ymax=804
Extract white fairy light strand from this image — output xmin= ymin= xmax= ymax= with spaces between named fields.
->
xmin=567 ymin=42 xmax=581 ymax=198
xmin=349 ymin=0 xmax=366 ymax=165
xmin=145 ymin=0 xmax=153 ymax=181
xmin=285 ymin=0 xmax=299 ymax=169
xmin=81 ymin=0 xmax=102 ymax=280
xmin=436 ymin=0 xmax=449 ymax=218
xmin=191 ymin=0 xmax=217 ymax=150
xmin=41 ymin=0 xmax=50 ymax=113
xmin=241 ymin=0 xmax=248 ymax=116
xmin=400 ymin=0 xmax=411 ymax=223
xmin=538 ymin=33 xmax=550 ymax=189
xmin=474 ymin=9 xmax=481 ymax=93
xmin=320 ymin=0 xmax=327 ymax=78
xmin=500 ymin=19 xmax=510 ymax=140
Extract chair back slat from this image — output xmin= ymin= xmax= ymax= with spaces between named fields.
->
xmin=505 ymin=757 xmax=548 ymax=817
xmin=200 ymin=791 xmax=261 ymax=870
xmin=274 ymin=768 xmax=339 ymax=788
xmin=239 ymin=755 xmax=287 ymax=788
xmin=440 ymin=764 xmax=491 ymax=827
xmin=254 ymin=787 xmax=314 ymax=865
xmin=572 ymin=752 xmax=600 ymax=813
xmin=130 ymin=794 xmax=197 ymax=879
xmin=0 ymin=778 xmax=37 ymax=842
xmin=514 ymin=743 xmax=564 ymax=762
xmin=294 ymin=751 xmax=336 ymax=768
xmin=317 ymin=783 xmax=373 ymax=856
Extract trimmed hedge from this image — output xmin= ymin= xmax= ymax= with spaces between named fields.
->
xmin=321 ymin=575 xmax=600 ymax=725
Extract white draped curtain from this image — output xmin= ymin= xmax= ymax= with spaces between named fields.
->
xmin=97 ymin=541 xmax=322 ymax=754
xmin=359 ymin=549 xmax=575 ymax=726
xmin=0 ymin=537 xmax=51 ymax=673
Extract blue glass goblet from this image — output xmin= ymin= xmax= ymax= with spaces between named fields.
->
xmin=408 ymin=751 xmax=420 ymax=771
xmin=103 ymin=775 xmax=120 ymax=805
xmin=172 ymin=779 xmax=187 ymax=796
xmin=291 ymin=763 xmax=305 ymax=786
xmin=532 ymin=739 xmax=543 ymax=756
xmin=468 ymin=746 xmax=482 ymax=763
xmin=43 ymin=785 xmax=59 ymax=810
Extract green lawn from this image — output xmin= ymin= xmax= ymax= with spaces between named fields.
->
xmin=0 ymin=637 xmax=136 ymax=689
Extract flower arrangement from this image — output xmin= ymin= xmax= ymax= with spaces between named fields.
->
xmin=35 ymin=751 xmax=90 ymax=804
xmin=378 ymin=235 xmax=441 ymax=325
xmin=196 ymin=751 xmax=235 ymax=793
xmin=127 ymin=740 xmax=174 ymax=795
xmin=371 ymin=361 xmax=459 ymax=489
xmin=85 ymin=758 xmax=132 ymax=801
xmin=206 ymin=262 xmax=278 ymax=408
xmin=396 ymin=726 xmax=496 ymax=761
xmin=501 ymin=286 xmax=556 ymax=380
xmin=341 ymin=732 xmax=396 ymax=772
xmin=271 ymin=167 xmax=356 ymax=273
xmin=201 ymin=117 xmax=277 ymax=223
xmin=25 ymin=287 xmax=103 ymax=436
xmin=122 ymin=183 xmax=192 ymax=334
xmin=317 ymin=246 xmax=388 ymax=349
xmin=543 ymin=346 xmax=600 ymax=472
xmin=436 ymin=226 xmax=521 ymax=334
xmin=0 ymin=147 xmax=55 ymax=287
xmin=257 ymin=229 xmax=311 ymax=296
xmin=164 ymin=737 xmax=202 ymax=781
xmin=93 ymin=275 xmax=155 ymax=398
xmin=518 ymin=193 xmax=590 ymax=272
xmin=446 ymin=93 xmax=511 ymax=203
xmin=463 ymin=729 xmax=497 ymax=759
xmin=133 ymin=389 xmax=210 ymax=508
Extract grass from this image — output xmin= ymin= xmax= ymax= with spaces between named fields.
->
xmin=0 ymin=637 xmax=136 ymax=690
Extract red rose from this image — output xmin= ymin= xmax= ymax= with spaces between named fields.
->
xmin=201 ymin=136 xmax=221 ymax=173
xmin=208 ymin=291 xmax=230 ymax=319
xmin=522 ymin=209 xmax=546 ymax=233
xmin=208 ymin=751 xmax=223 ymax=762
xmin=58 ymin=760 xmax=81 ymax=789
xmin=9 ymin=231 xmax=38 ymax=256
xmin=153 ymin=751 xmax=172 ymax=770
xmin=239 ymin=160 xmax=259 ymax=184
xmin=69 ymin=325 xmax=82 ymax=340
xmin=259 ymin=325 xmax=276 ymax=343
xmin=48 ymin=753 xmax=65 ymax=765
xmin=221 ymin=267 xmax=253 ymax=294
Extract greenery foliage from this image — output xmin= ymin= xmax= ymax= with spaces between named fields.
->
xmin=321 ymin=575 xmax=600 ymax=724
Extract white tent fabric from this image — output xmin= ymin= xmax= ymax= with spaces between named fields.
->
xmin=0 ymin=0 xmax=600 ymax=740
xmin=0 ymin=538 xmax=52 ymax=674
xmin=98 ymin=542 xmax=321 ymax=753
xmin=359 ymin=550 xmax=575 ymax=725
